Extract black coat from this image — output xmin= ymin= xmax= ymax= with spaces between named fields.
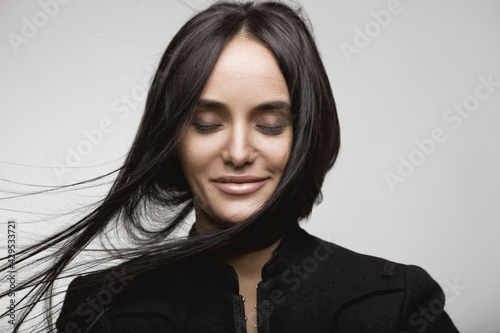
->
xmin=57 ymin=225 xmax=459 ymax=332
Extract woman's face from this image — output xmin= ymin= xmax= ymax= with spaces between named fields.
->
xmin=178 ymin=35 xmax=292 ymax=229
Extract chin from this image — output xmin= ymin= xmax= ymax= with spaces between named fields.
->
xmin=215 ymin=201 xmax=264 ymax=224
xmin=209 ymin=208 xmax=257 ymax=224
xmin=219 ymin=211 xmax=255 ymax=224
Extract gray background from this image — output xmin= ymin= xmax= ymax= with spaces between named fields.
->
xmin=1 ymin=0 xmax=499 ymax=331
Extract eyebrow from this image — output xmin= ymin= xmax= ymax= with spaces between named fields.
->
xmin=196 ymin=99 xmax=291 ymax=112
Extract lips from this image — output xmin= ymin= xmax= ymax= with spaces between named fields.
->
xmin=212 ymin=175 xmax=270 ymax=195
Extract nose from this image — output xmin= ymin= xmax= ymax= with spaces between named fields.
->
xmin=221 ymin=125 xmax=256 ymax=168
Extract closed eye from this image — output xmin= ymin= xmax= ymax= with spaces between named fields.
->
xmin=192 ymin=123 xmax=222 ymax=132
xmin=257 ymin=124 xmax=287 ymax=134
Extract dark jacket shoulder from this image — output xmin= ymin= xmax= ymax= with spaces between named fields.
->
xmin=56 ymin=263 xmax=138 ymax=333
xmin=305 ymin=233 xmax=458 ymax=332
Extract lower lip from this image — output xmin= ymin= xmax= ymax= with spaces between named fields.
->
xmin=212 ymin=179 xmax=269 ymax=195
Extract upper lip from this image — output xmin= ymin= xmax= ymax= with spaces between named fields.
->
xmin=212 ymin=175 xmax=269 ymax=183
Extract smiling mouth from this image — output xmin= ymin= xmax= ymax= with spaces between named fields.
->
xmin=212 ymin=176 xmax=270 ymax=195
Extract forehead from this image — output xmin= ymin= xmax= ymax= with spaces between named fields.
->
xmin=200 ymin=35 xmax=289 ymax=102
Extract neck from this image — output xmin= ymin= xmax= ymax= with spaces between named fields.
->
xmin=220 ymin=237 xmax=282 ymax=280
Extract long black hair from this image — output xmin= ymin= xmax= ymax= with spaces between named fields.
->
xmin=1 ymin=1 xmax=340 ymax=331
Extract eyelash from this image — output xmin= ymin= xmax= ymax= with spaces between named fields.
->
xmin=257 ymin=125 xmax=286 ymax=134
xmin=192 ymin=123 xmax=222 ymax=132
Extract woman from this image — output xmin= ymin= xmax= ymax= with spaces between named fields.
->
xmin=3 ymin=1 xmax=458 ymax=332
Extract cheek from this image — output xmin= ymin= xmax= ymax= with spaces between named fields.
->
xmin=263 ymin=134 xmax=292 ymax=172
xmin=178 ymin=135 xmax=219 ymax=178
